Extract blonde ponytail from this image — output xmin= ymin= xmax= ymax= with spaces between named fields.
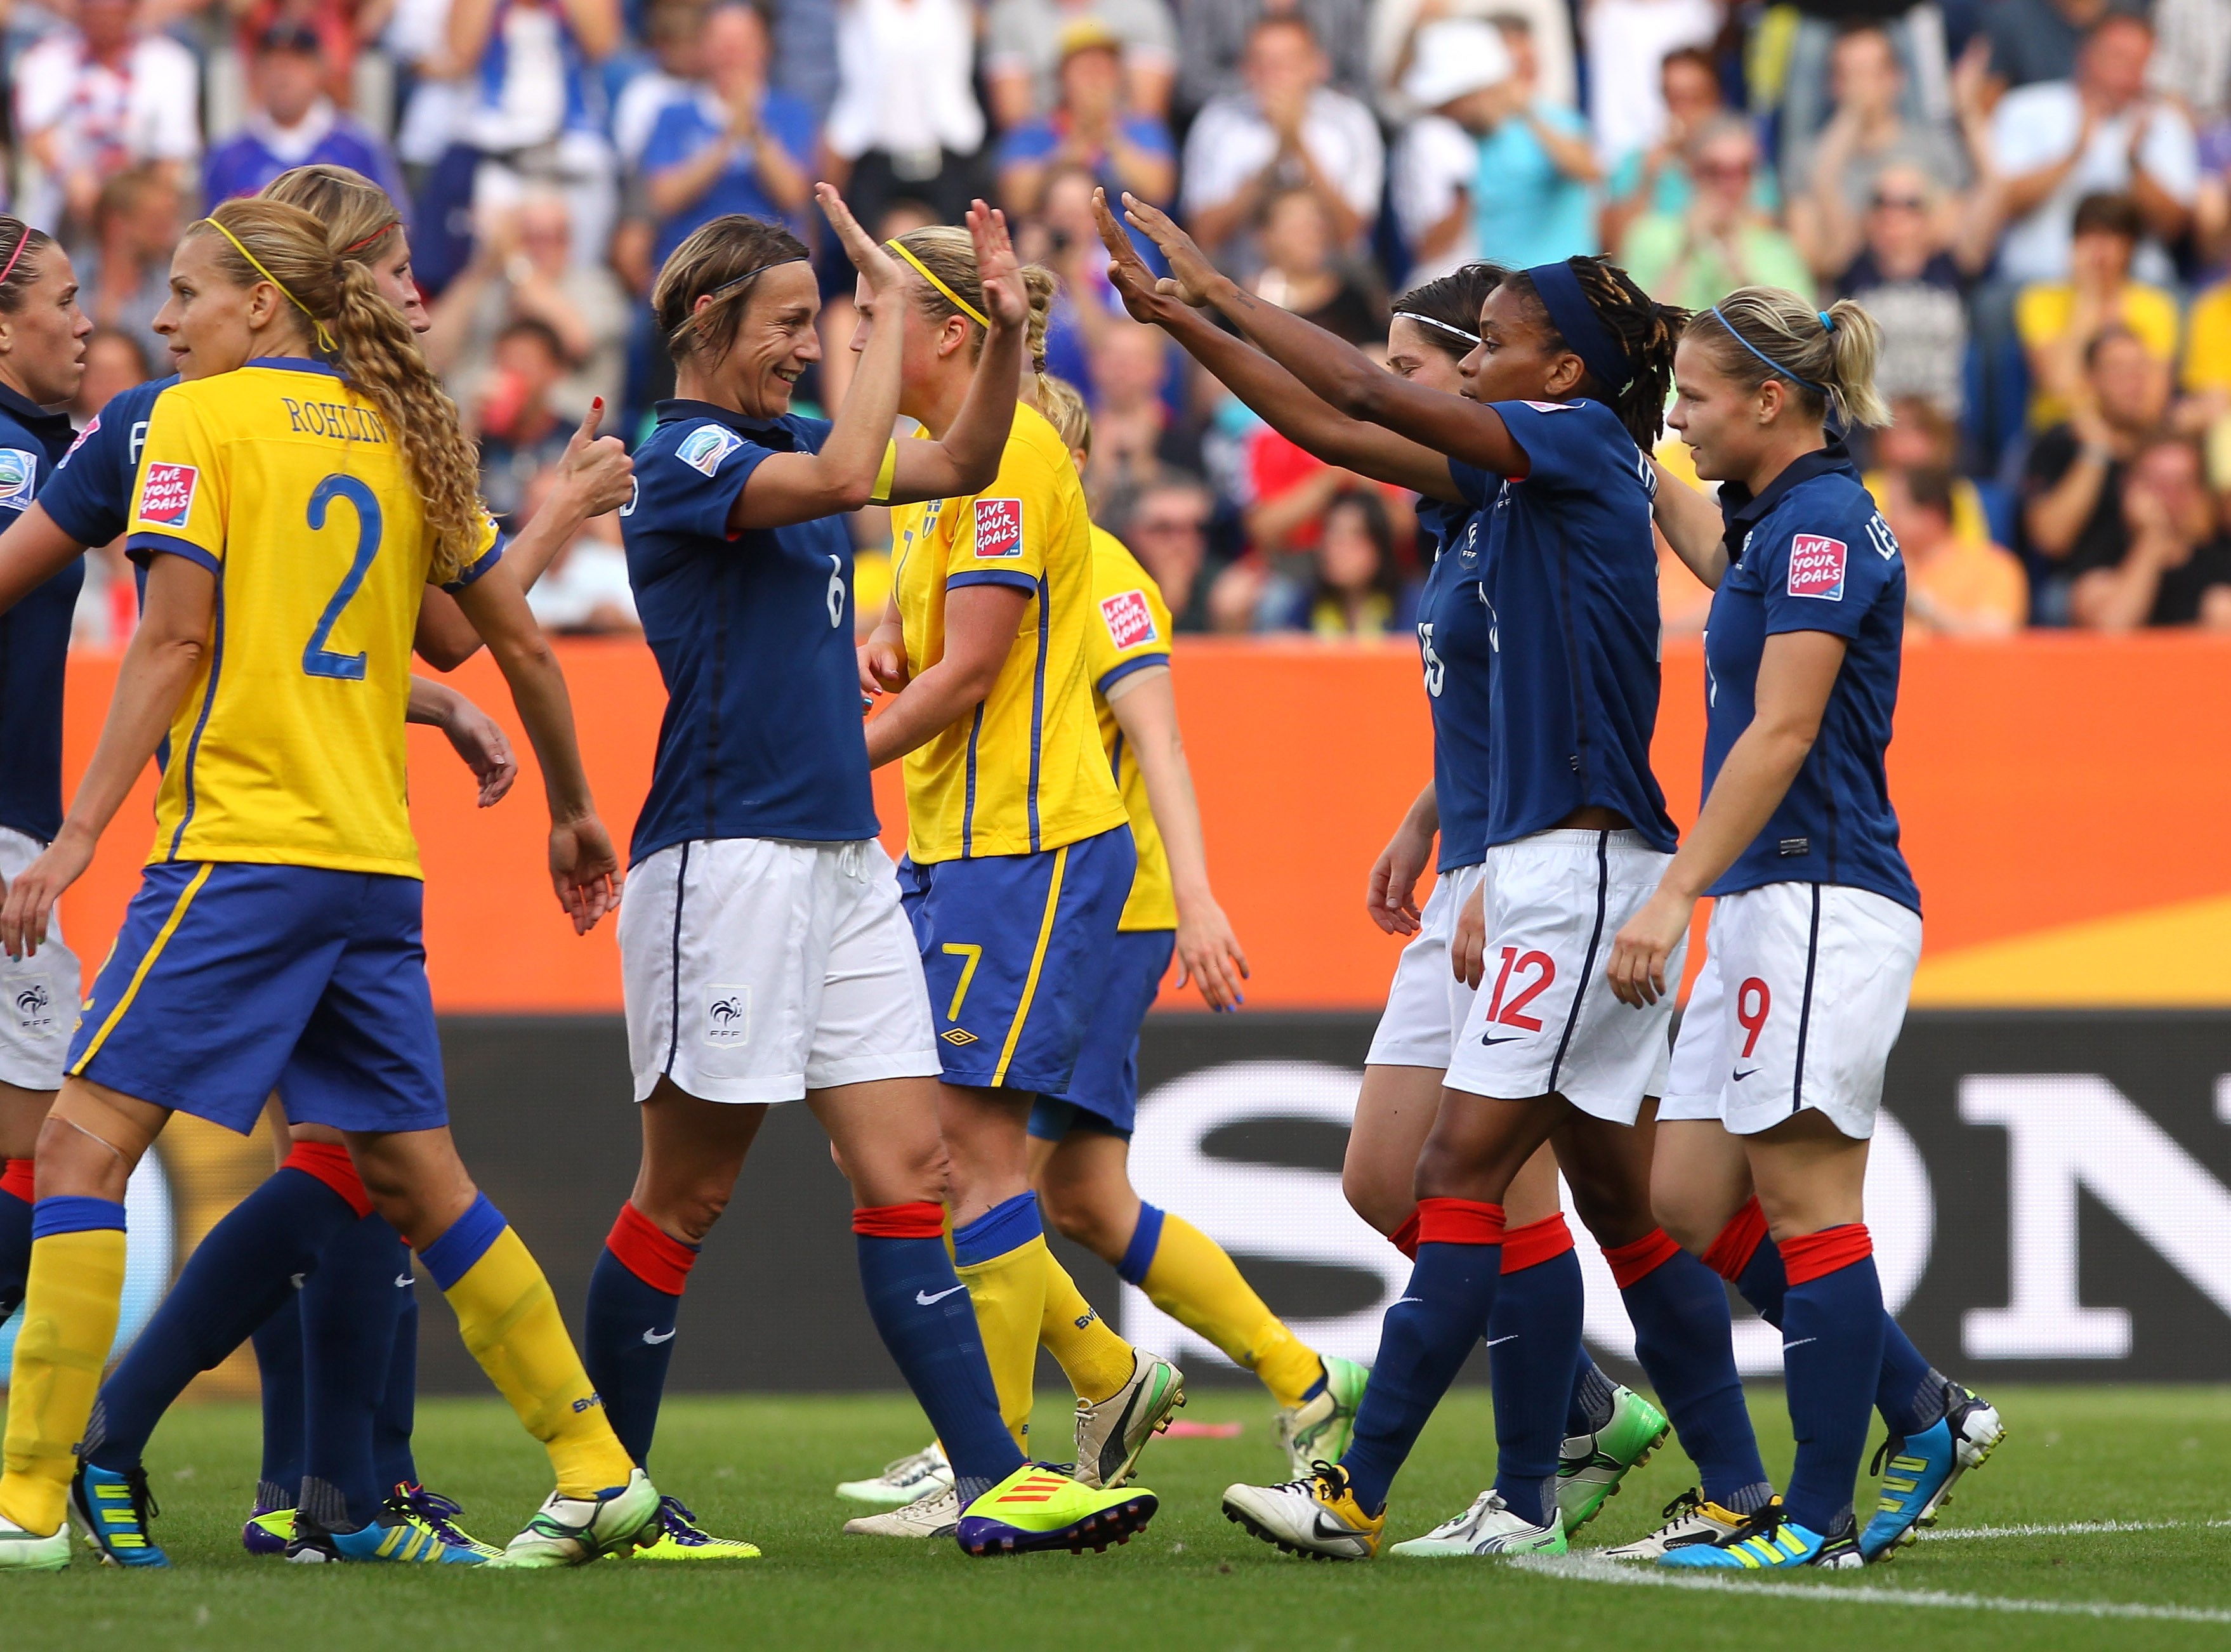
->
xmin=891 ymin=224 xmax=1058 ymax=405
xmin=1686 ymin=286 xmax=1890 ymax=431
xmin=259 ymin=164 xmax=403 ymax=264
xmin=1038 ymin=374 xmax=1093 ymax=456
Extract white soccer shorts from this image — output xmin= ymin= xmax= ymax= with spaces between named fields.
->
xmin=1659 ymin=881 xmax=1923 ymax=1141
xmin=0 ymin=825 xmax=77 ymax=1092
xmin=619 ymin=837 xmax=942 ymax=1105
xmin=1442 ymin=829 xmax=1679 ymax=1126
xmin=1366 ymin=861 xmax=1489 ymax=1069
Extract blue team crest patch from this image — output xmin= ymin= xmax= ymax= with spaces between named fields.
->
xmin=677 ymin=423 xmax=746 ymax=476
xmin=0 ymin=447 xmax=35 ymax=506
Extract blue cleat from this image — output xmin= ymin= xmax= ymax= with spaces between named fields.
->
xmin=1658 ymin=1507 xmax=1862 ymax=1570
xmin=287 ymin=1500 xmax=493 ymax=1564
xmin=69 ymin=1462 xmax=168 ymax=1568
xmin=385 ymin=1483 xmax=503 ymax=1559
xmin=1860 ymin=1382 xmax=2006 ymax=1561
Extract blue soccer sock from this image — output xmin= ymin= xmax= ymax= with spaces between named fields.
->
xmin=251 ymin=1291 xmax=306 ymax=1509
xmin=1777 ymin=1225 xmax=1886 ymax=1536
xmin=853 ymin=1202 xmax=1025 ymax=1502
xmin=1707 ymin=1198 xmax=1947 ymax=1439
xmin=1607 ymin=1227 xmax=1771 ymax=1512
xmin=299 ymin=1211 xmax=412 ymax=1533
xmin=1567 ymin=1356 xmax=1618 ymax=1437
xmin=1487 ymin=1216 xmax=1582 ymax=1526
xmin=0 ymin=1159 xmax=34 ymax=1323
xmin=582 ymin=1201 xmax=696 ymax=1469
xmin=374 ymin=1272 xmax=419 ymax=1493
xmin=1338 ymin=1198 xmax=1504 ymax=1517
xmin=84 ymin=1153 xmax=367 ymax=1475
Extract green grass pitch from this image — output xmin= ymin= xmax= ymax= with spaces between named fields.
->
xmin=3 ymin=1384 xmax=2227 ymax=1650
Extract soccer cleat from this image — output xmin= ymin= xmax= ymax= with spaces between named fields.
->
xmin=837 ymin=1441 xmax=952 ymax=1507
xmin=1388 ymin=1486 xmax=1568 ymax=1557
xmin=242 ymin=1505 xmax=295 ymax=1557
xmin=1222 ymin=1461 xmax=1385 ymax=1561
xmin=385 ymin=1483 xmax=503 ymax=1559
xmin=1658 ymin=1505 xmax=1864 ymax=1570
xmin=622 ymin=1496 xmax=761 ymax=1560
xmin=1556 ymin=1383 xmax=1670 ymax=1533
xmin=287 ymin=1512 xmax=490 ymax=1564
xmin=1859 ymin=1382 xmax=2005 ymax=1561
xmin=487 ymin=1467 xmax=662 ymax=1568
xmin=69 ymin=1462 xmax=167 ymax=1567
xmin=0 ymin=1509 xmax=71 ymax=1571
xmin=1598 ymin=1488 xmax=1765 ymax=1561
xmin=844 ymin=1485 xmax=959 ymax=1539
xmin=1070 ymin=1349 xmax=1185 ymax=1488
xmin=1276 ymin=1355 xmax=1369 ymax=1479
xmin=952 ymin=1463 xmax=1158 ymax=1557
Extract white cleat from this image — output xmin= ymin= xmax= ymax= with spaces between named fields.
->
xmin=0 ymin=1509 xmax=70 ymax=1572
xmin=1221 ymin=1463 xmax=1384 ymax=1561
xmin=837 ymin=1442 xmax=953 ymax=1508
xmin=1389 ymin=1488 xmax=1567 ymax=1557
xmin=489 ymin=1468 xmax=662 ymax=1568
xmin=1071 ymin=1351 xmax=1185 ymax=1489
xmin=843 ymin=1485 xmax=959 ymax=1539
xmin=1597 ymin=1488 xmax=1765 ymax=1561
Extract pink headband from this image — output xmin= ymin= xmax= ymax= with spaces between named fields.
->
xmin=0 ymin=230 xmax=33 ymax=291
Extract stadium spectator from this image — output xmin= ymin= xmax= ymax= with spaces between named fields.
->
xmin=1772 ymin=0 xmax=1954 ymax=153
xmin=473 ymin=317 xmax=581 ymax=522
xmin=202 ymin=21 xmax=408 ymax=209
xmin=1990 ymin=12 xmax=2197 ymax=287
xmin=2018 ymin=192 xmax=2177 ymax=431
xmin=1783 ymin=22 xmax=1982 ymax=280
xmin=74 ymin=166 xmax=179 ymax=370
xmin=1390 ymin=20 xmax=1511 ymax=283
xmin=639 ymin=0 xmax=814 ymax=263
xmin=822 ymin=0 xmax=987 ymax=230
xmin=1871 ymin=395 xmax=1996 ymax=540
xmin=2022 ymin=325 xmax=2171 ymax=620
xmin=610 ymin=0 xmax=707 ymax=171
xmin=1181 ymin=0 xmax=1373 ymax=114
xmin=1084 ymin=322 xmax=1199 ymax=502
xmin=2069 ymin=436 xmax=2231 ymax=627
xmin=1616 ymin=115 xmax=1813 ymax=308
xmin=2150 ymin=0 xmax=2231 ymax=127
xmin=1108 ymin=469 xmax=1218 ymax=630
xmin=518 ymin=469 xmax=642 ymax=634
xmin=1598 ymin=45 xmax=1767 ymax=260
xmin=1250 ymin=186 xmax=1386 ymax=344
xmin=996 ymin=18 xmax=1176 ymax=214
xmin=1883 ymin=464 xmax=2030 ymax=635
xmin=1836 ymin=165 xmax=1975 ymax=420
xmin=1582 ymin=0 xmax=1716 ymax=168
xmin=1021 ymin=162 xmax=1131 ymax=392
xmin=1265 ymin=488 xmax=1420 ymax=638
xmin=426 ymin=188 xmax=629 ymax=414
xmin=1180 ymin=15 xmax=1382 ymax=256
xmin=1978 ymin=0 xmax=2112 ymax=93
xmin=1370 ymin=0 xmax=1576 ymax=119
xmin=1459 ymin=12 xmax=1600 ymax=266
xmin=983 ymin=0 xmax=1177 ymax=127
xmin=13 ymin=0 xmax=200 ymax=237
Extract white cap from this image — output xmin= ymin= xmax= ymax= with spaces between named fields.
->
xmin=1401 ymin=20 xmax=1513 ymax=112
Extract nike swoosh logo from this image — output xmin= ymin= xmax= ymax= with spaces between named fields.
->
xmin=1783 ymin=1337 xmax=1817 ymax=1351
xmin=1732 ymin=1068 xmax=1759 ymax=1081
xmin=642 ymin=1328 xmax=676 ymax=1345
xmin=1480 ymin=1033 xmax=1529 ymax=1046
xmin=1484 ymin=1334 xmax=1518 ymax=1347
xmin=1393 ymin=1297 xmax=1425 ymax=1308
xmin=916 ymin=1285 xmax=968 ymax=1306
xmin=395 ymin=1274 xmax=414 ymax=1288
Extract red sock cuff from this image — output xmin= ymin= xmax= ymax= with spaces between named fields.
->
xmin=607 ymin=1201 xmax=700 ymax=1295
xmin=1602 ymin=1227 xmax=1683 ymax=1289
xmin=1779 ymin=1223 xmax=1872 ymax=1285
xmin=1701 ymin=1196 xmax=1769 ymax=1282
xmin=1500 ymin=1213 xmax=1575 ymax=1273
xmin=852 ymin=1200 xmax=947 ymax=1239
xmin=1389 ymin=1209 xmax=1422 ymax=1260
xmin=0 ymin=1158 xmax=32 ymax=1202
xmin=282 ymin=1141 xmax=372 ymax=1219
xmin=1414 ymin=1196 xmax=1506 ymax=1247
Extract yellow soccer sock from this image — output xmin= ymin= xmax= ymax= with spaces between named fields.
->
xmin=429 ymin=1200 xmax=633 ymax=1497
xmin=1136 ymin=1210 xmax=1323 ymax=1410
xmin=952 ymin=1233 xmax=1050 ymax=1452
xmin=0 ymin=1213 xmax=128 ymax=1536
xmin=1039 ymin=1253 xmax=1135 ymax=1405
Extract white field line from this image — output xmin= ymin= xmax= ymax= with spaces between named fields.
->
xmin=1916 ymin=1520 xmax=2182 ymax=1541
xmin=1511 ymin=1554 xmax=2231 ymax=1624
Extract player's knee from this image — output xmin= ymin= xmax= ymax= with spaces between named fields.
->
xmin=1412 ymin=1133 xmax=1491 ymax=1203
xmin=1652 ymin=1190 xmax=1723 ymax=1255
xmin=1341 ymin=1160 xmax=1408 ymax=1236
xmin=655 ymin=1181 xmax=731 ymax=1245
xmin=1039 ymin=1186 xmax=1126 ymax=1261
xmin=1561 ymin=1167 xmax=1653 ymax=1249
xmin=30 ymin=1110 xmax=132 ymax=1202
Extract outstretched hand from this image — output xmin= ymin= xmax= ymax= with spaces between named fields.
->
xmin=1090 ymin=188 xmax=1177 ymax=324
xmin=966 ymin=199 xmax=1029 ymax=331
xmin=819 ymin=181 xmax=905 ymax=293
xmin=1114 ymin=192 xmax=1221 ymax=309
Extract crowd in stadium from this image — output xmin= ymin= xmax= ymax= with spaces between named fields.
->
xmin=11 ymin=0 xmax=2231 ymax=641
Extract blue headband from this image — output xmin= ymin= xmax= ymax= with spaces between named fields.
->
xmin=1524 ymin=260 xmax=1633 ymax=395
xmin=1710 ymin=304 xmax=1828 ymax=395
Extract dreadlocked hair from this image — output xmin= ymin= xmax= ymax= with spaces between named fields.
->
xmin=653 ymin=213 xmax=810 ymax=366
xmin=0 ymin=218 xmax=58 ymax=314
xmin=192 ymin=199 xmax=484 ymax=584
xmin=1390 ymin=263 xmax=1503 ymax=361
xmin=1038 ymin=374 xmax=1092 ymax=457
xmin=1500 ymin=257 xmax=1686 ymax=449
xmin=890 ymin=225 xmax=1058 ymax=408
xmin=260 ymin=164 xmax=403 ymax=262
xmin=1683 ymin=287 xmax=1890 ymax=430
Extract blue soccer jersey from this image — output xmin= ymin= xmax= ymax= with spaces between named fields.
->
xmin=1702 ymin=443 xmax=1919 ymax=913
xmin=43 ymin=376 xmax=173 ymax=551
xmin=1414 ymin=501 xmax=1496 ymax=872
xmin=0 ymin=381 xmax=89 ymax=844
xmin=1449 ymin=397 xmax=1676 ymax=853
xmin=621 ymin=400 xmax=878 ymax=862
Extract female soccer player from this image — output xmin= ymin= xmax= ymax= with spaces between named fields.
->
xmin=1098 ymin=198 xmax=1767 ymax=1557
xmin=581 ymin=193 xmax=1159 ymax=1561
xmin=857 ymin=223 xmax=1185 ymax=1498
xmin=1613 ymin=289 xmax=2003 ymax=1569
xmin=0 ymin=197 xmax=654 ymax=1572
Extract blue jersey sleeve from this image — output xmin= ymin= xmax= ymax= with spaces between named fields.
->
xmin=40 ymin=385 xmax=154 ymax=547
xmin=1755 ymin=494 xmax=1903 ymax=641
xmin=1490 ymin=398 xmax=1642 ymax=494
xmin=631 ymin=418 xmax=799 ymax=556
xmin=1447 ymin=457 xmax=1497 ymax=509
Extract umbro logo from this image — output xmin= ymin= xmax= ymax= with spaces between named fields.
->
xmin=941 ymin=1028 xmax=979 ymax=1046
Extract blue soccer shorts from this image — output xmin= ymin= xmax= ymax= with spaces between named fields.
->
xmin=1029 ymin=928 xmax=1174 ymax=1141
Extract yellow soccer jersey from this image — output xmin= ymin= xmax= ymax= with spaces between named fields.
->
xmin=1084 ymin=526 xmax=1176 ymax=932
xmin=890 ymin=403 xmax=1127 ymax=863
xmin=125 ymin=362 xmax=502 ymax=877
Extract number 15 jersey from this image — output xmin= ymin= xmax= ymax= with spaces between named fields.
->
xmin=124 ymin=358 xmax=501 ymax=877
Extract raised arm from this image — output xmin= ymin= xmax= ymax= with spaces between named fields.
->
xmin=884 ymin=200 xmax=1030 ymax=505
xmin=1649 ymin=457 xmax=1730 ymax=587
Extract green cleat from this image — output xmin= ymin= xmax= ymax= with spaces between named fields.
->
xmin=622 ymin=1497 xmax=761 ymax=1560
xmin=0 ymin=1509 xmax=71 ymax=1572
xmin=953 ymin=1465 xmax=1157 ymax=1556
xmin=1277 ymin=1355 xmax=1368 ymax=1479
xmin=1556 ymin=1384 xmax=1670 ymax=1533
